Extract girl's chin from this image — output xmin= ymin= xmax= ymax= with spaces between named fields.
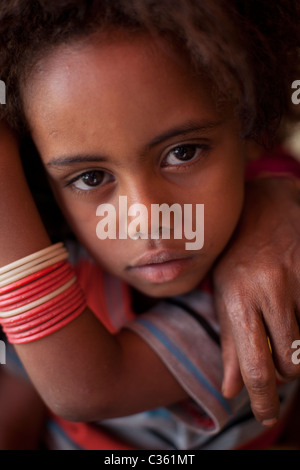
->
xmin=131 ymin=277 xmax=203 ymax=299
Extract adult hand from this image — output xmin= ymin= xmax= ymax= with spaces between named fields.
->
xmin=213 ymin=176 xmax=300 ymax=426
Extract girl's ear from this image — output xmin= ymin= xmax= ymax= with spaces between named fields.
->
xmin=244 ymin=138 xmax=264 ymax=162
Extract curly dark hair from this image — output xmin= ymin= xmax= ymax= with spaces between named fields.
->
xmin=0 ymin=0 xmax=299 ymax=145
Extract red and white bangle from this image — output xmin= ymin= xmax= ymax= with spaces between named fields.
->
xmin=0 ymin=243 xmax=87 ymax=344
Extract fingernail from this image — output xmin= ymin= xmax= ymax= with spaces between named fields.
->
xmin=262 ymin=418 xmax=278 ymax=427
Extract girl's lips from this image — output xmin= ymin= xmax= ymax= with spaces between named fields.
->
xmin=128 ymin=251 xmax=196 ymax=283
xmin=130 ymin=249 xmax=194 ymax=267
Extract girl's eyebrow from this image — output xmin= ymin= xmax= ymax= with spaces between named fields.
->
xmin=47 ymin=154 xmax=108 ymax=168
xmin=46 ymin=119 xmax=223 ymax=168
xmin=147 ymin=119 xmax=223 ymax=149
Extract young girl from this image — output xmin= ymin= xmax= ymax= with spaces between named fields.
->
xmin=0 ymin=0 xmax=300 ymax=450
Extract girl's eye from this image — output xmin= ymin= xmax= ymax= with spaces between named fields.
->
xmin=67 ymin=170 xmax=112 ymax=191
xmin=162 ymin=144 xmax=207 ymax=167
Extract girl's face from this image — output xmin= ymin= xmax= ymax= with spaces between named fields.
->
xmin=24 ymin=32 xmax=251 ymax=298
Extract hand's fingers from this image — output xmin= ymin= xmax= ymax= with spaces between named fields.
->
xmin=230 ymin=303 xmax=280 ymax=425
xmin=214 ymin=295 xmax=244 ymax=398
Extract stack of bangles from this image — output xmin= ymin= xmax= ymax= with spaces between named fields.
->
xmin=0 ymin=243 xmax=87 ymax=344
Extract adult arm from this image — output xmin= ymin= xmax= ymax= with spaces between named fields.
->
xmin=213 ymin=174 xmax=300 ymax=426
